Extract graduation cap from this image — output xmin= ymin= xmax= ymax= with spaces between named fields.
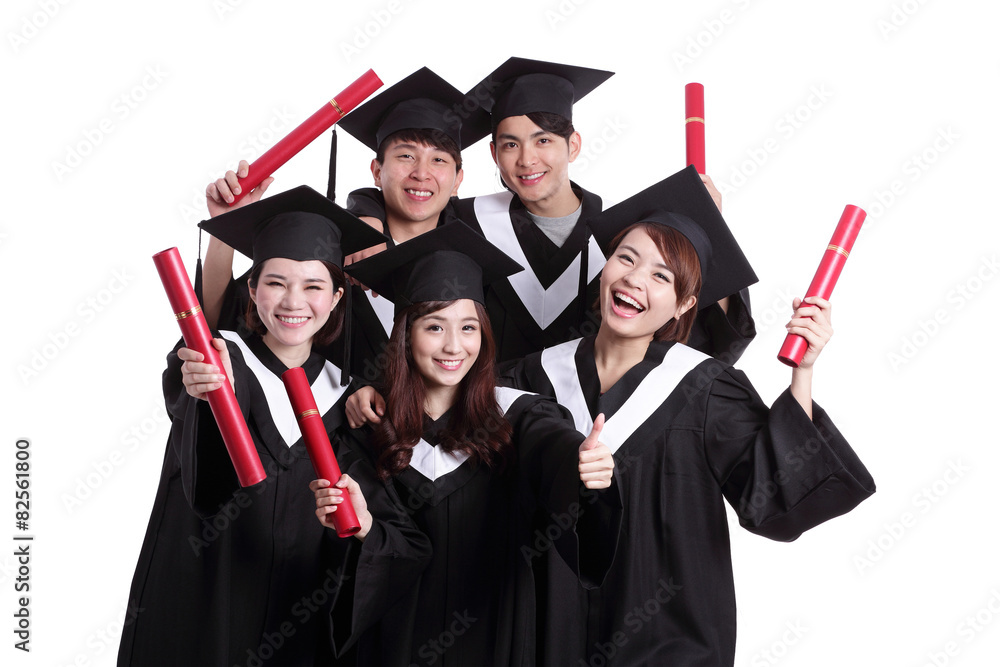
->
xmin=344 ymin=222 xmax=524 ymax=319
xmin=198 ymin=185 xmax=388 ymax=270
xmin=338 ymin=67 xmax=491 ymax=153
xmin=587 ymin=165 xmax=758 ymax=309
xmin=470 ymin=57 xmax=614 ymax=123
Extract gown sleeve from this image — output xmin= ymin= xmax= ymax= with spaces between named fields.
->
xmin=345 ymin=187 xmax=387 ymax=222
xmin=327 ymin=428 xmax=433 ymax=658
xmin=508 ymin=393 xmax=622 ymax=589
xmin=688 ymin=287 xmax=756 ymax=364
xmin=705 ymin=368 xmax=875 ymax=542
xmin=163 ymin=339 xmax=249 ymax=518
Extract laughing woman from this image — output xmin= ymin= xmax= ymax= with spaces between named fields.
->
xmin=503 ymin=167 xmax=876 ymax=666
xmin=312 ymin=223 xmax=619 ymax=666
xmin=118 ymin=187 xmax=430 ymax=667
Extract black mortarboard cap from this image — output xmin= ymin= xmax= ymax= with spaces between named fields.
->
xmin=587 ymin=165 xmax=758 ymax=309
xmin=470 ymin=57 xmax=614 ymax=123
xmin=199 ymin=185 xmax=388 ymax=270
xmin=338 ymin=67 xmax=491 ymax=153
xmin=344 ymin=223 xmax=523 ymax=318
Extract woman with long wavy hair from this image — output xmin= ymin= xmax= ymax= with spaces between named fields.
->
xmin=312 ymin=222 xmax=618 ymax=666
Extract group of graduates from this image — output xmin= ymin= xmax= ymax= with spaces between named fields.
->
xmin=118 ymin=58 xmax=876 ymax=666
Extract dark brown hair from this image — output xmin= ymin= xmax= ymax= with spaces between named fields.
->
xmin=371 ymin=300 xmax=513 ymax=479
xmin=245 ymin=259 xmax=346 ymax=347
xmin=491 ymin=110 xmax=575 ymax=143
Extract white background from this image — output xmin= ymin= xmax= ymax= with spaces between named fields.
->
xmin=4 ymin=1 xmax=999 ymax=665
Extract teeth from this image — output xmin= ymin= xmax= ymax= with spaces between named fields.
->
xmin=614 ymin=292 xmax=645 ymax=311
xmin=277 ymin=316 xmax=308 ymax=324
xmin=406 ymin=189 xmax=433 ymax=197
xmin=437 ymin=359 xmax=461 ymax=369
xmin=519 ymin=172 xmax=544 ymax=180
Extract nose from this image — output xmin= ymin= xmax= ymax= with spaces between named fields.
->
xmin=442 ymin=328 xmax=462 ymax=354
xmin=410 ymin=155 xmax=430 ymax=180
xmin=281 ymin=287 xmax=305 ymax=310
xmin=517 ymin=144 xmax=538 ymax=167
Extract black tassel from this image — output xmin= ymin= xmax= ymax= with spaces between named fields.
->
xmin=326 ymin=128 xmax=338 ymax=202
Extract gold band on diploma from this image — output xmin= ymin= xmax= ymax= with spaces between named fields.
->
xmin=827 ymin=244 xmax=850 ymax=259
xmin=329 ymin=98 xmax=345 ymax=117
xmin=175 ymin=305 xmax=202 ymax=320
xmin=297 ymin=409 xmax=320 ymax=420
xmin=685 ymin=116 xmax=705 ymax=124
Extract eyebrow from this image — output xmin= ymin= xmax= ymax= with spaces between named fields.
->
xmin=496 ymin=129 xmax=550 ymax=143
xmin=262 ymin=273 xmax=328 ymax=283
xmin=618 ymin=244 xmax=673 ymax=272
xmin=391 ymin=142 xmax=449 ymax=154
xmin=421 ymin=315 xmax=481 ymax=324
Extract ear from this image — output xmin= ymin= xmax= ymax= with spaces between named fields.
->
xmin=248 ymin=278 xmax=257 ymax=304
xmin=451 ymin=168 xmax=464 ymax=197
xmin=330 ymin=287 xmax=344 ymax=312
xmin=567 ymin=131 xmax=582 ymax=163
xmin=675 ymin=295 xmax=697 ymax=320
xmin=371 ymin=158 xmax=382 ymax=188
xmin=489 ymin=141 xmax=498 ymax=166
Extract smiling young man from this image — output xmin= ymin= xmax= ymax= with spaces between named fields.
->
xmin=199 ymin=68 xmax=489 ymax=384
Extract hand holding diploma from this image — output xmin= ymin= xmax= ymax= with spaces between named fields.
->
xmin=310 ymin=476 xmax=372 ymax=541
xmin=778 ymin=205 xmax=866 ymax=367
xmin=153 ymin=247 xmax=266 ymax=487
xmin=228 ymin=69 xmax=384 ymax=206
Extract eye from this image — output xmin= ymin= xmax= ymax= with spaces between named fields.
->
xmin=306 ymin=284 xmax=324 ymax=290
xmin=617 ymin=253 xmax=634 ymax=265
xmin=503 ymin=141 xmax=517 ymax=149
xmin=538 ymin=137 xmax=551 ymax=144
xmin=425 ymin=324 xmax=443 ymax=332
xmin=265 ymin=281 xmax=285 ymax=288
xmin=462 ymin=324 xmax=479 ymax=332
xmin=654 ymin=273 xmax=671 ymax=282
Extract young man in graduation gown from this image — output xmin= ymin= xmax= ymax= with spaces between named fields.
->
xmin=334 ymin=67 xmax=490 ymax=386
xmin=198 ymin=68 xmax=488 ymax=382
xmin=503 ymin=167 xmax=875 ymax=666
xmin=118 ymin=188 xmax=430 ymax=666
xmin=347 ymin=57 xmax=757 ymax=367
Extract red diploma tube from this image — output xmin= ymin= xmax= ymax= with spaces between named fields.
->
xmin=685 ymin=82 xmax=705 ymax=174
xmin=281 ymin=367 xmax=361 ymax=538
xmin=152 ymin=248 xmax=266 ymax=487
xmin=778 ymin=205 xmax=867 ymax=367
xmin=231 ymin=69 xmax=384 ymax=205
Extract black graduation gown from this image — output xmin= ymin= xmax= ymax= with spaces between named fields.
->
xmin=504 ymin=336 xmax=875 ymax=666
xmin=332 ymin=386 xmax=620 ymax=666
xmin=118 ymin=331 xmax=431 ymax=666
xmin=346 ymin=185 xmax=757 ymax=367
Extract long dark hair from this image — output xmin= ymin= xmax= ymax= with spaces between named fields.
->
xmin=371 ymin=300 xmax=513 ymax=479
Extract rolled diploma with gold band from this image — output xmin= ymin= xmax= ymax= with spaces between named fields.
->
xmin=281 ymin=366 xmax=361 ymax=538
xmin=230 ymin=69 xmax=384 ymax=205
xmin=685 ymin=82 xmax=705 ymax=174
xmin=152 ymin=247 xmax=266 ymax=487
xmin=778 ymin=205 xmax=867 ymax=367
